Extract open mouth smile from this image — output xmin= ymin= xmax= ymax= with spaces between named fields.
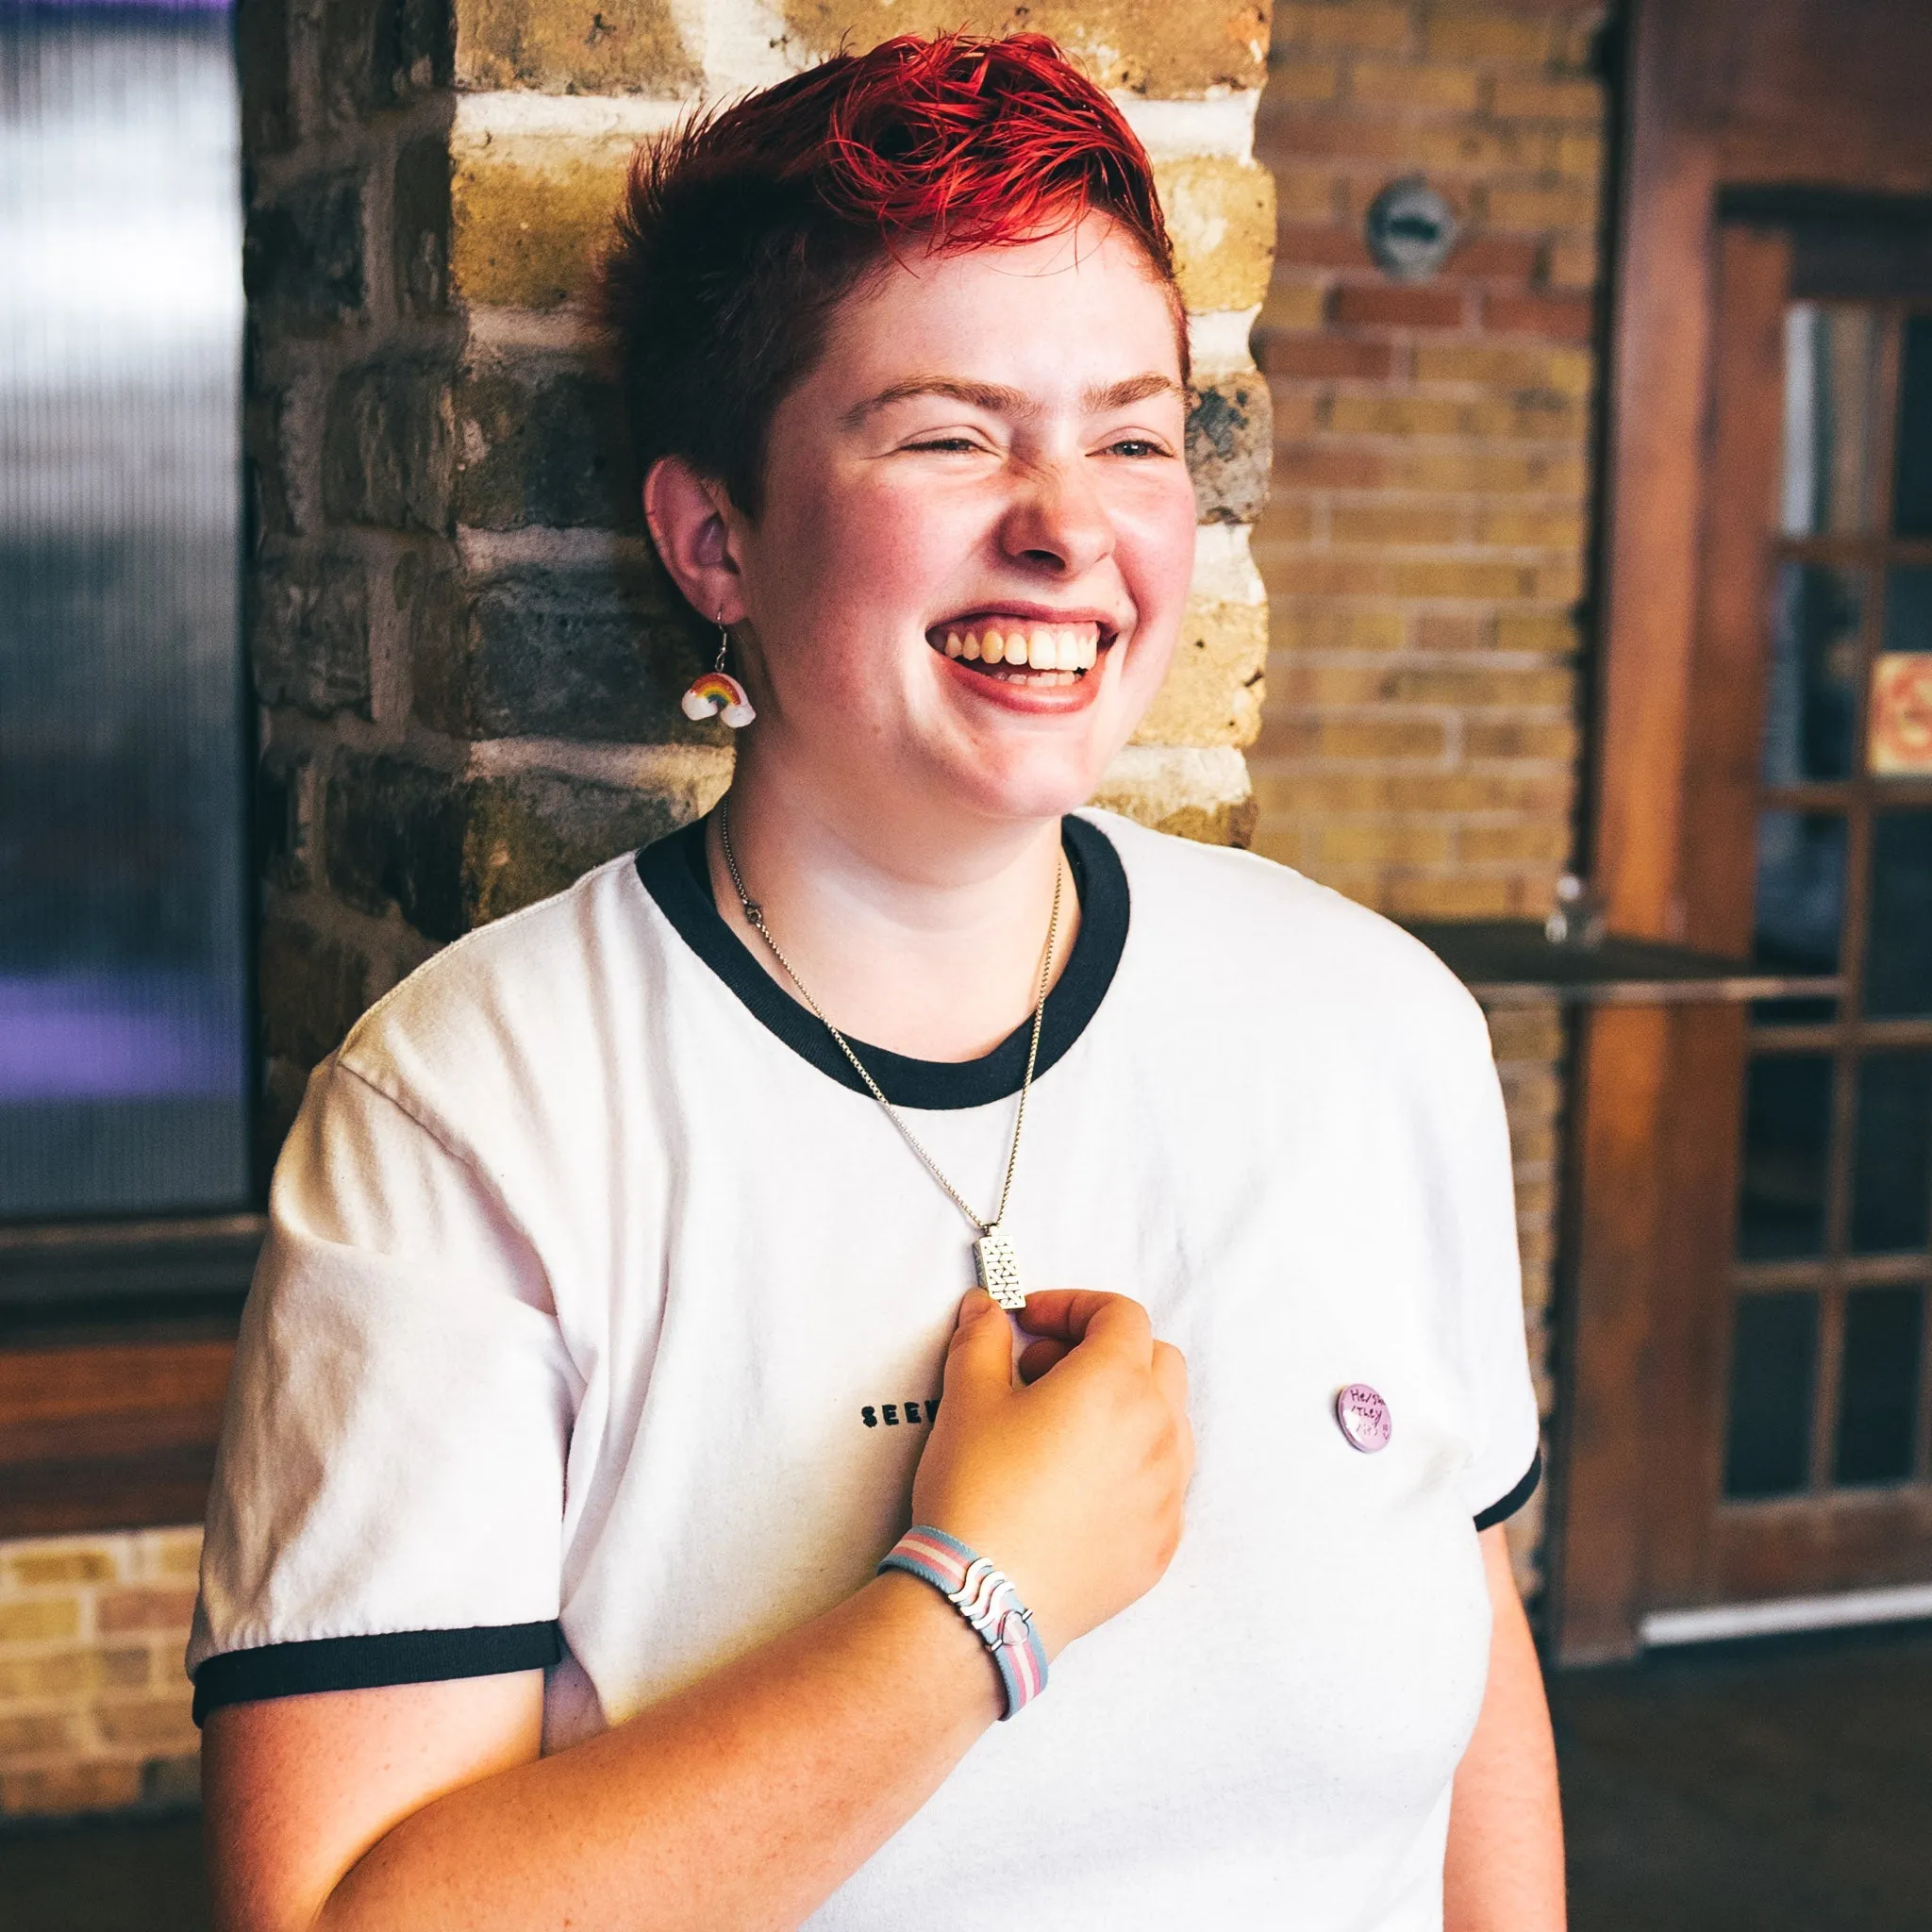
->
xmin=925 ymin=617 xmax=1109 ymax=689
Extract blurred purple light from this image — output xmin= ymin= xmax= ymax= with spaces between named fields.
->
xmin=0 ymin=974 xmax=244 ymax=1100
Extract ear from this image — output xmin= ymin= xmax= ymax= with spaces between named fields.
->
xmin=642 ymin=457 xmax=749 ymax=625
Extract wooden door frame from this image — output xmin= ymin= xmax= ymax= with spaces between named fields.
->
xmin=1552 ymin=0 xmax=1932 ymax=1663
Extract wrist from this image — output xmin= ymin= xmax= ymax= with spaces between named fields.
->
xmin=877 ymin=1526 xmax=1049 ymax=1721
xmin=866 ymin=1570 xmax=1007 ymax=1726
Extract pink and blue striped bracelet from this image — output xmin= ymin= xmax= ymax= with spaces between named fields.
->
xmin=877 ymin=1525 xmax=1048 ymax=1720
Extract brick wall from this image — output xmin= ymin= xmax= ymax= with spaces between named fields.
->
xmin=0 ymin=1530 xmax=202 ymax=1820
xmin=1248 ymin=0 xmax=1613 ymax=1593
xmin=1251 ymin=0 xmax=1606 ymax=918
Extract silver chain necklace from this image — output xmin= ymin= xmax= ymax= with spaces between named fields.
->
xmin=716 ymin=796 xmax=1062 ymax=1310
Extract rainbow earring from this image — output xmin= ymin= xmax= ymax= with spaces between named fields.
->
xmin=681 ymin=617 xmax=757 ymax=729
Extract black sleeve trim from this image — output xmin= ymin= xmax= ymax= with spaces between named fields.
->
xmin=1473 ymin=1448 xmax=1542 ymax=1532
xmin=192 ymin=1621 xmax=562 ymax=1726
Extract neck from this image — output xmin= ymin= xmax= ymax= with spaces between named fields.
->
xmin=706 ymin=755 xmax=1079 ymax=1063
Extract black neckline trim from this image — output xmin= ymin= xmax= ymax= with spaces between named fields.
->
xmin=191 ymin=1622 xmax=562 ymax=1725
xmin=635 ymin=813 xmax=1129 ymax=1110
xmin=1473 ymin=1448 xmax=1542 ymax=1532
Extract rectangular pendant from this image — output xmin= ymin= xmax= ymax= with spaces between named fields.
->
xmin=973 ymin=1226 xmax=1025 ymax=1310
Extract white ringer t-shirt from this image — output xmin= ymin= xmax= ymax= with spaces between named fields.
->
xmin=191 ymin=808 xmax=1541 ymax=1931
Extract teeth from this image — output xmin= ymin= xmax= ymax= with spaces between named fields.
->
xmin=933 ymin=621 xmax=1105 ymax=675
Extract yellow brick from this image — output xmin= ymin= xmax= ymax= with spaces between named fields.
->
xmin=1272 ymin=56 xmax=1341 ymax=100
xmin=1388 ymin=663 xmax=1576 ymax=707
xmin=1459 ymin=821 xmax=1574 ymax=862
xmin=1533 ymin=557 xmax=1587 ymax=603
xmin=7 ymin=1548 xmax=117 ymax=1588
xmin=1156 ymin=158 xmax=1277 ymax=313
xmin=1274 ymin=3 xmax=1412 ymax=55
xmin=788 ymin=0 xmax=1270 ymax=95
xmin=1466 ymin=717 xmax=1581 ymax=760
xmin=1477 ymin=507 xmax=1590 ymax=548
xmin=1269 ymin=388 xmax=1323 ymax=438
xmin=1494 ymin=610 xmax=1583 ymax=657
xmin=455 ymin=0 xmax=697 ymax=92
xmin=1489 ymin=73 xmax=1606 ymax=123
xmin=1325 ymin=392 xmax=1585 ymax=440
xmin=1321 ymin=819 xmax=1454 ymax=864
xmin=1266 ymin=553 xmax=1389 ymax=598
xmin=1424 ymin=10 xmax=1555 ymax=66
xmin=450 ymin=136 xmax=632 ymax=311
xmin=1387 ymin=557 xmax=1548 ymax=600
xmin=1133 ymin=595 xmax=1269 ymax=748
xmin=1278 ymin=714 xmax=1450 ymax=759
xmin=1274 ymin=662 xmax=1402 ymax=705
xmin=1329 ymin=503 xmax=1466 ymax=545
xmin=1414 ymin=342 xmax=1595 ymax=395
xmin=1326 ymin=394 xmax=1474 ymax=439
xmin=1261 ymin=280 xmax=1329 ymax=330
xmin=1254 ymin=768 xmax=1571 ymax=813
xmin=1274 ymin=660 xmax=1560 ymax=707
xmin=0 ymin=1648 xmax=149 ymax=1699
xmin=0 ymin=1711 xmax=79 ymax=1758
xmin=1485 ymin=181 xmax=1599 ymax=233
xmin=93 ymin=1696 xmax=198 ymax=1753
xmin=1387 ymin=873 xmax=1519 ymax=917
xmin=1275 ymin=113 xmax=1532 ymax=173
xmin=0 ymin=1600 xmax=80 ymax=1644
xmin=0 ymin=1760 xmax=142 ymax=1816
xmin=1270 ymin=166 xmax=1344 ymax=223
xmin=1264 ymin=498 xmax=1317 ymax=543
xmin=1557 ymin=130 xmax=1606 ymax=177
xmin=142 ymin=1529 xmax=205 ymax=1582
xmin=1486 ymin=1003 xmax=1566 ymax=1060
xmin=1549 ymin=237 xmax=1601 ymax=291
xmin=1265 ymin=606 xmax=1407 ymax=652
xmin=1379 ymin=449 xmax=1591 ymax=494
xmin=1347 ymin=58 xmax=1484 ymax=111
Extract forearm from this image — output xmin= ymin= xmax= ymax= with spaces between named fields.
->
xmin=1442 ymin=1527 xmax=1565 ymax=1932
xmin=314 ymin=1574 xmax=998 ymax=1932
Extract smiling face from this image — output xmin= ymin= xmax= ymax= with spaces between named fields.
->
xmin=706 ymin=217 xmax=1198 ymax=838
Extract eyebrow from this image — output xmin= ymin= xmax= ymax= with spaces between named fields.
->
xmin=842 ymin=372 xmax=1186 ymax=427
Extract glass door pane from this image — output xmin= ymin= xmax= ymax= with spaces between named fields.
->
xmin=0 ymin=3 xmax=249 ymax=1217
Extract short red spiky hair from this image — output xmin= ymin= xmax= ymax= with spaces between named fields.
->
xmin=603 ymin=33 xmax=1183 ymax=519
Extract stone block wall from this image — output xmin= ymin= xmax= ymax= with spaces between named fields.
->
xmin=245 ymin=0 xmax=1280 ymax=1137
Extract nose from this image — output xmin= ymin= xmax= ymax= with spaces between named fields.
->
xmin=997 ymin=456 xmax=1116 ymax=578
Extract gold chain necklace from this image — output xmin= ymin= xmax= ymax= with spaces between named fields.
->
xmin=716 ymin=796 xmax=1062 ymax=1310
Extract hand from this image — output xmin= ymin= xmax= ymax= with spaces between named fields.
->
xmin=908 ymin=1290 xmax=1192 ymax=1657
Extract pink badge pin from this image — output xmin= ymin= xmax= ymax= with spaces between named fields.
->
xmin=1335 ymin=1382 xmax=1391 ymax=1454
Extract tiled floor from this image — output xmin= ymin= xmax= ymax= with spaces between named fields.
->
xmin=2 ymin=1624 xmax=1929 ymax=1931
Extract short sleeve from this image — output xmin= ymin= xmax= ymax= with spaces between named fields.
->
xmin=1433 ymin=992 xmax=1543 ymax=1529
xmin=188 ymin=1056 xmax=577 ymax=1723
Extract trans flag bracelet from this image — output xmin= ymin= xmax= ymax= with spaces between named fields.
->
xmin=877 ymin=1525 xmax=1048 ymax=1720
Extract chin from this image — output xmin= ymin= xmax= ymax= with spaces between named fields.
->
xmin=938 ymin=736 xmax=1126 ymax=826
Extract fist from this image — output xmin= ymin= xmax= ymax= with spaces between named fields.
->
xmin=908 ymin=1290 xmax=1192 ymax=1657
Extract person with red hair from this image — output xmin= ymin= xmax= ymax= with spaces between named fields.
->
xmin=195 ymin=35 xmax=1563 ymax=1929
